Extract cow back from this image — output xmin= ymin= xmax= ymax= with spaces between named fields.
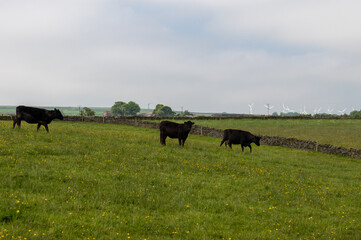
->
xmin=160 ymin=121 xmax=181 ymax=138
xmin=16 ymin=106 xmax=63 ymax=123
xmin=17 ymin=106 xmax=48 ymax=119
xmin=160 ymin=121 xmax=194 ymax=139
xmin=226 ymin=129 xmax=252 ymax=143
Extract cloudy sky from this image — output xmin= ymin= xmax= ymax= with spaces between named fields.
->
xmin=1 ymin=0 xmax=360 ymax=114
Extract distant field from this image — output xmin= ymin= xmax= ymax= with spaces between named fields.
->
xmin=0 ymin=106 xmax=16 ymax=115
xmin=153 ymin=119 xmax=361 ymax=149
xmin=0 ymin=106 xmax=111 ymax=116
xmin=1 ymin=120 xmax=361 ymax=239
xmin=0 ymin=106 xmax=194 ymax=116
xmin=0 ymin=106 xmax=155 ymax=116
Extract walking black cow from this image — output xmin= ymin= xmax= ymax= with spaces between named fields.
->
xmin=220 ymin=129 xmax=261 ymax=153
xmin=13 ymin=105 xmax=64 ymax=133
xmin=160 ymin=120 xmax=194 ymax=147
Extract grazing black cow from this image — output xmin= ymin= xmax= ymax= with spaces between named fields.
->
xmin=220 ymin=129 xmax=261 ymax=153
xmin=160 ymin=120 xmax=194 ymax=147
xmin=13 ymin=106 xmax=63 ymax=132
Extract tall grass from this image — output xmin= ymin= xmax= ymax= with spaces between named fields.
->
xmin=1 ymin=120 xmax=361 ymax=239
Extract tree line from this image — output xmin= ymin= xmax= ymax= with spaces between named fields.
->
xmin=81 ymin=101 xmax=361 ymax=118
xmin=78 ymin=101 xmax=192 ymax=117
xmin=110 ymin=101 xmax=191 ymax=117
xmin=271 ymin=110 xmax=361 ymax=119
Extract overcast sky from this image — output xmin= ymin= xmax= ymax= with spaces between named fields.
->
xmin=1 ymin=0 xmax=360 ymax=114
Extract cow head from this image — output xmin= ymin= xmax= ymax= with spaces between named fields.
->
xmin=184 ymin=121 xmax=195 ymax=131
xmin=54 ymin=108 xmax=64 ymax=120
xmin=254 ymin=136 xmax=261 ymax=146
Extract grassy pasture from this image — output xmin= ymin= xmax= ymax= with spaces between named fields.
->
xmin=1 ymin=120 xmax=361 ymax=239
xmin=155 ymin=119 xmax=361 ymax=149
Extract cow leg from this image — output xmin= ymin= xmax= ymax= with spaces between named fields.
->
xmin=178 ymin=138 xmax=182 ymax=146
xmin=219 ymin=138 xmax=228 ymax=147
xmin=249 ymin=145 xmax=252 ymax=153
xmin=160 ymin=133 xmax=166 ymax=145
xmin=241 ymin=145 xmax=244 ymax=152
xmin=13 ymin=119 xmax=17 ymax=128
xmin=220 ymin=138 xmax=230 ymax=147
xmin=181 ymin=138 xmax=187 ymax=147
xmin=37 ymin=123 xmax=41 ymax=131
xmin=44 ymin=124 xmax=49 ymax=133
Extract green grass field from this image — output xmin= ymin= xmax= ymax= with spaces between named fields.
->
xmin=153 ymin=119 xmax=361 ymax=149
xmin=1 ymin=120 xmax=361 ymax=239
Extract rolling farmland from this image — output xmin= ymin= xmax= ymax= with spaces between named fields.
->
xmin=1 ymin=120 xmax=360 ymax=239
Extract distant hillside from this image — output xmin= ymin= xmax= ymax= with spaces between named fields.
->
xmin=0 ymin=106 xmax=110 ymax=116
xmin=0 ymin=106 xmax=215 ymax=116
xmin=0 ymin=106 xmax=216 ymax=116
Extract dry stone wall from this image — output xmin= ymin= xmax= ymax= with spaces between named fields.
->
xmin=1 ymin=115 xmax=360 ymax=159
xmin=192 ymin=126 xmax=361 ymax=159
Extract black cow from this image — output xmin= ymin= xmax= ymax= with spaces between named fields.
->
xmin=160 ymin=120 xmax=194 ymax=147
xmin=13 ymin=106 xmax=64 ymax=132
xmin=220 ymin=129 xmax=261 ymax=153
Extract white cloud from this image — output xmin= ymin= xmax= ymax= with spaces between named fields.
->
xmin=0 ymin=0 xmax=360 ymax=113
xmin=143 ymin=0 xmax=361 ymax=51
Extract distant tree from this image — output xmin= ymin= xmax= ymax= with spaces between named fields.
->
xmin=280 ymin=112 xmax=301 ymax=117
xmin=350 ymin=110 xmax=361 ymax=119
xmin=179 ymin=110 xmax=193 ymax=117
xmin=111 ymin=101 xmax=141 ymax=116
xmin=83 ymin=107 xmax=95 ymax=116
xmin=314 ymin=113 xmax=334 ymax=118
xmin=159 ymin=106 xmax=175 ymax=117
xmin=152 ymin=104 xmax=164 ymax=116
xmin=124 ymin=101 xmax=141 ymax=115
xmin=153 ymin=104 xmax=163 ymax=113
xmin=272 ymin=112 xmax=279 ymax=116
xmin=153 ymin=104 xmax=175 ymax=117
xmin=111 ymin=101 xmax=127 ymax=116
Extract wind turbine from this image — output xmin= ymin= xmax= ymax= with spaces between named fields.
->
xmin=300 ymin=106 xmax=308 ymax=115
xmin=286 ymin=106 xmax=295 ymax=112
xmin=338 ymin=108 xmax=347 ymax=115
xmin=248 ymin=103 xmax=254 ymax=115
xmin=327 ymin=107 xmax=334 ymax=115
xmin=282 ymin=104 xmax=295 ymax=114
xmin=282 ymin=104 xmax=289 ymax=114
xmin=313 ymin=107 xmax=321 ymax=115
xmin=264 ymin=104 xmax=274 ymax=116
